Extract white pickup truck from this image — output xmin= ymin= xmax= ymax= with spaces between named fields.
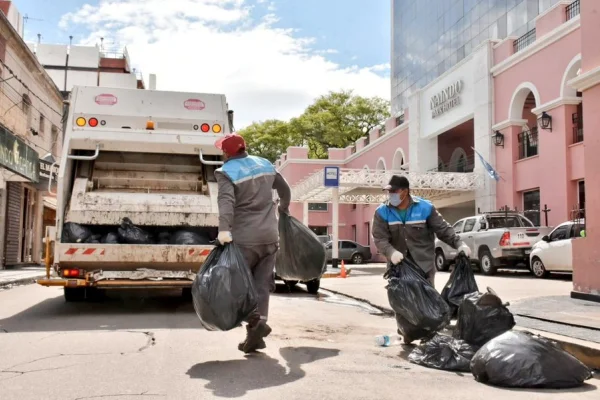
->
xmin=38 ymin=86 xmax=233 ymax=301
xmin=434 ymin=211 xmax=553 ymax=275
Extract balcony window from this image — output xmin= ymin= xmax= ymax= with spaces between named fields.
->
xmin=518 ymin=127 xmax=538 ymax=160
xmin=566 ymin=0 xmax=580 ymax=21
xmin=513 ymin=28 xmax=536 ymax=53
xmin=572 ymin=113 xmax=583 ymax=143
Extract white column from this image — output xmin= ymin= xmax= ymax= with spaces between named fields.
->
xmin=331 ymin=187 xmax=339 ymax=268
xmin=408 ymin=91 xmax=438 ymax=172
xmin=472 ymin=42 xmax=496 ymax=213
xmin=303 ymin=201 xmax=309 ymax=226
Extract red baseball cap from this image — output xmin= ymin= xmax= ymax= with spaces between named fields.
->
xmin=215 ymin=133 xmax=246 ymax=156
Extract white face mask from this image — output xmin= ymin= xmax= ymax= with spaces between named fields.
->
xmin=388 ymin=192 xmax=405 ymax=207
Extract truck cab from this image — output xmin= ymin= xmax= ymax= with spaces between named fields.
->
xmin=38 ymin=86 xmax=232 ymax=301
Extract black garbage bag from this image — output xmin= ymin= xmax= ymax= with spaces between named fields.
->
xmin=85 ymin=234 xmax=102 ymax=244
xmin=453 ymin=289 xmax=515 ymax=347
xmin=275 ymin=213 xmax=327 ymax=281
xmin=157 ymin=232 xmax=171 ymax=245
xmin=386 ymin=259 xmax=451 ymax=341
xmin=408 ymin=334 xmax=478 ymax=372
xmin=117 ymin=217 xmax=153 ymax=244
xmin=101 ymin=232 xmax=119 ymax=244
xmin=192 ymin=243 xmax=258 ymax=331
xmin=441 ymin=254 xmax=479 ymax=317
xmin=61 ymin=222 xmax=93 ymax=243
xmin=470 ymin=331 xmax=592 ymax=388
xmin=170 ymin=230 xmax=211 ymax=245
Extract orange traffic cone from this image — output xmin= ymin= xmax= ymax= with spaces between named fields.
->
xmin=340 ymin=261 xmax=347 ymax=278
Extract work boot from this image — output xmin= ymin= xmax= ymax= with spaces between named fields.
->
xmin=240 ymin=320 xmax=272 ymax=354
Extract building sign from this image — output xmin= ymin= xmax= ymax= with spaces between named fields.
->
xmin=0 ymin=125 xmax=39 ymax=183
xmin=39 ymin=160 xmax=59 ymax=182
xmin=430 ymin=80 xmax=463 ymax=118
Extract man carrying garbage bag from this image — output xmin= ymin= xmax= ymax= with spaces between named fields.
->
xmin=214 ymin=133 xmax=292 ymax=354
xmin=372 ymin=175 xmax=470 ymax=343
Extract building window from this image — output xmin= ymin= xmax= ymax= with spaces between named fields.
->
xmin=523 ymin=190 xmax=541 ymax=227
xmin=308 ymin=203 xmax=328 ymax=212
xmin=578 ymin=180 xmax=585 ymax=218
xmin=518 ymin=127 xmax=538 ymax=159
xmin=39 ymin=114 xmax=45 ymax=135
xmin=22 ymin=94 xmax=32 ymax=126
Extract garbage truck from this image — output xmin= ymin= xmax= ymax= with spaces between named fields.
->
xmin=37 ymin=86 xmax=233 ymax=301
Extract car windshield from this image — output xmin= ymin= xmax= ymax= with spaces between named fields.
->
xmin=488 ymin=216 xmax=523 ymax=229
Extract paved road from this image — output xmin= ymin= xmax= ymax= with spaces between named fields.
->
xmin=0 ymin=283 xmax=597 ymax=400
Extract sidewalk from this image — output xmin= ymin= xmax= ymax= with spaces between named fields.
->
xmin=320 ymin=263 xmax=600 ymax=368
xmin=0 ymin=266 xmax=47 ymax=289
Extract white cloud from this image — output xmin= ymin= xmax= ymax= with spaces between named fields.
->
xmin=60 ymin=0 xmax=389 ymax=128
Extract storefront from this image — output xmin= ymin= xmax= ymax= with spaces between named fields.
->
xmin=0 ymin=124 xmax=41 ymax=267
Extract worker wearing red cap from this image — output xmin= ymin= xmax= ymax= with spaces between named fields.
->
xmin=214 ymin=133 xmax=291 ymax=353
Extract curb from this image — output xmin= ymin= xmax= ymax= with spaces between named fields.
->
xmin=321 ymin=268 xmax=352 ymax=279
xmin=0 ymin=274 xmax=46 ymax=289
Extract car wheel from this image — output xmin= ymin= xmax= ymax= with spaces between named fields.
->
xmin=531 ymin=257 xmax=549 ymax=279
xmin=435 ymin=250 xmax=449 ymax=272
xmin=352 ymin=253 xmax=364 ymax=264
xmin=64 ymin=287 xmax=86 ymax=302
xmin=478 ymin=250 xmax=497 ymax=276
xmin=306 ymin=279 xmax=320 ymax=294
xmin=284 ymin=280 xmax=298 ymax=288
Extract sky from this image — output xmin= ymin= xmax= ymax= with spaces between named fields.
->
xmin=16 ymin=0 xmax=391 ymax=128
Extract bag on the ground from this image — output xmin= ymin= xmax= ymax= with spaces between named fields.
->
xmin=441 ymin=254 xmax=479 ymax=317
xmin=453 ymin=289 xmax=515 ymax=347
xmin=275 ymin=213 xmax=327 ymax=281
xmin=408 ymin=334 xmax=478 ymax=372
xmin=470 ymin=331 xmax=592 ymax=388
xmin=117 ymin=217 xmax=154 ymax=244
xmin=170 ymin=230 xmax=211 ymax=245
xmin=386 ymin=258 xmax=451 ymax=340
xmin=101 ymin=232 xmax=119 ymax=244
xmin=192 ymin=243 xmax=258 ymax=331
xmin=61 ymin=222 xmax=93 ymax=243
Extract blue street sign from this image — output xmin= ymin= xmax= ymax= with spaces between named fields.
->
xmin=324 ymin=166 xmax=340 ymax=187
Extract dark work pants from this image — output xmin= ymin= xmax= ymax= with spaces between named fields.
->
xmin=238 ymin=243 xmax=278 ymax=321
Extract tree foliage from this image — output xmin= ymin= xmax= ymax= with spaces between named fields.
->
xmin=239 ymin=90 xmax=390 ymax=162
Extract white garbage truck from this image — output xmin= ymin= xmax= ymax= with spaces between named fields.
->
xmin=38 ymin=86 xmax=233 ymax=301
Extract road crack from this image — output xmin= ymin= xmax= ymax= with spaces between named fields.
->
xmin=73 ymin=391 xmax=165 ymax=399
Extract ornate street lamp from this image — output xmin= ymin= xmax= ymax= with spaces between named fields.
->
xmin=539 ymin=111 xmax=552 ymax=131
xmin=493 ymin=131 xmax=504 ymax=148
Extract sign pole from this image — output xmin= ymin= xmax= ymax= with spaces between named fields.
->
xmin=324 ymin=167 xmax=340 ymax=269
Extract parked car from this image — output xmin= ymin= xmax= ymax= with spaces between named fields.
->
xmin=316 ymin=235 xmax=331 ymax=245
xmin=435 ymin=211 xmax=553 ymax=275
xmin=529 ymin=219 xmax=585 ymax=279
xmin=325 ymin=240 xmax=372 ymax=264
xmin=274 ymin=270 xmax=321 ymax=294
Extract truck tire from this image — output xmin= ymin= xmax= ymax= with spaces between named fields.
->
xmin=182 ymin=287 xmax=192 ymax=300
xmin=478 ymin=249 xmax=497 ymax=276
xmin=305 ymin=279 xmax=320 ymax=294
xmin=435 ymin=249 xmax=449 ymax=272
xmin=284 ymin=280 xmax=298 ymax=288
xmin=64 ymin=287 xmax=86 ymax=302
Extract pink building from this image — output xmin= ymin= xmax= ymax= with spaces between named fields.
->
xmin=277 ymin=0 xmax=599 ymax=300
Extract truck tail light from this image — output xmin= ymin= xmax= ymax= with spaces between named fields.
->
xmin=499 ymin=232 xmax=511 ymax=247
xmin=212 ymin=124 xmax=222 ymax=133
xmin=76 ymin=117 xmax=86 ymax=127
xmin=89 ymin=118 xmax=99 ymax=127
xmin=201 ymin=123 xmax=210 ymax=132
xmin=62 ymin=268 xmax=81 ymax=277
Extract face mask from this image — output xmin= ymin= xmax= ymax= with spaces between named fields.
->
xmin=389 ymin=193 xmax=403 ymax=207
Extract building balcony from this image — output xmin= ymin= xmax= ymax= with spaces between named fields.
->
xmin=513 ymin=28 xmax=536 ymax=53
xmin=566 ymin=0 xmax=581 ymax=21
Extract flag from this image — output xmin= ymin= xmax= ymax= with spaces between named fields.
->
xmin=471 ymin=147 xmax=500 ymax=182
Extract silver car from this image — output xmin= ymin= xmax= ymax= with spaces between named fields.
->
xmin=325 ymin=240 xmax=372 ymax=264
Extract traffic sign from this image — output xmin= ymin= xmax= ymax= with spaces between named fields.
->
xmin=324 ymin=166 xmax=340 ymax=187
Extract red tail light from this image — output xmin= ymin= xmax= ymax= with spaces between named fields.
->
xmin=499 ymin=232 xmax=511 ymax=247
xmin=62 ymin=268 xmax=80 ymax=277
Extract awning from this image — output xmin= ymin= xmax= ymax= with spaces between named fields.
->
xmin=291 ymin=168 xmax=484 ymax=204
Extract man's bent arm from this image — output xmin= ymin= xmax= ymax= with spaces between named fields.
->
xmin=372 ymin=211 xmax=396 ymax=260
xmin=215 ymin=171 xmax=235 ymax=231
xmin=273 ymin=172 xmax=291 ymax=212
xmin=427 ymin=205 xmax=462 ymax=249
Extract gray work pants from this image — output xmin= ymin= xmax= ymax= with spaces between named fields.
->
xmin=238 ymin=243 xmax=278 ymax=320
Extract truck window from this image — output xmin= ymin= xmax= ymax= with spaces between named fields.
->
xmin=488 ymin=216 xmax=520 ymax=229
xmin=452 ymin=220 xmax=465 ymax=233
xmin=462 ymin=218 xmax=476 ymax=233
xmin=518 ymin=216 xmax=535 ymax=227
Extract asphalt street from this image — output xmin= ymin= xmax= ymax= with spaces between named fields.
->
xmin=0 ymin=282 xmax=597 ymax=400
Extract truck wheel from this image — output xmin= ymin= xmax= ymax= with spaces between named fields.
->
xmin=306 ymin=279 xmax=320 ymax=294
xmin=64 ymin=287 xmax=86 ymax=302
xmin=352 ymin=253 xmax=364 ymax=264
xmin=531 ymin=257 xmax=549 ymax=279
xmin=435 ymin=250 xmax=449 ymax=272
xmin=478 ymin=250 xmax=497 ymax=276
xmin=182 ymin=287 xmax=192 ymax=300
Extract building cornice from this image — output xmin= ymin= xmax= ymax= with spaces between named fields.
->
xmin=491 ymin=119 xmax=527 ymax=131
xmin=568 ymin=66 xmax=600 ymax=92
xmin=531 ymin=96 xmax=582 ymax=115
xmin=491 ymin=15 xmax=580 ymax=77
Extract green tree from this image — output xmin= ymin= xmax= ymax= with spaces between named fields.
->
xmin=239 ymin=119 xmax=299 ymax=163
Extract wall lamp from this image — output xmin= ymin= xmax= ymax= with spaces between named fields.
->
xmin=493 ymin=130 xmax=504 ymax=148
xmin=539 ymin=111 xmax=552 ymax=131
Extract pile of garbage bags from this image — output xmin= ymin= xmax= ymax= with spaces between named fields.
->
xmin=61 ymin=220 xmax=213 ymax=245
xmin=390 ymin=257 xmax=592 ymax=389
xmin=191 ymin=243 xmax=258 ymax=331
xmin=275 ymin=213 xmax=327 ymax=282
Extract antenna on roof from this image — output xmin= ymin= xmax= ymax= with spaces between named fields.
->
xmin=24 ymin=14 xmax=44 ymax=25
xmin=100 ymin=37 xmax=104 ymax=50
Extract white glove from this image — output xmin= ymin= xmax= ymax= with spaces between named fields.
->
xmin=457 ymin=243 xmax=471 ymax=257
xmin=391 ymin=251 xmax=404 ymax=265
xmin=217 ymin=231 xmax=232 ymax=245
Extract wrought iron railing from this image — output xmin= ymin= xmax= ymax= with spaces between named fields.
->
xmin=572 ymin=113 xmax=583 ymax=143
xmin=566 ymin=0 xmax=580 ymax=21
xmin=513 ymin=28 xmax=536 ymax=53
xmin=429 ymin=153 xmax=476 ymax=173
xmin=518 ymin=127 xmax=539 ymax=159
